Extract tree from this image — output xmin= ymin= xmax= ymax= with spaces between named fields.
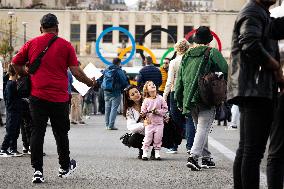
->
xmin=156 ymin=0 xmax=183 ymax=11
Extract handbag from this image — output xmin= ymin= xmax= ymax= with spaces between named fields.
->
xmin=198 ymin=47 xmax=227 ymax=106
xmin=17 ymin=35 xmax=58 ymax=98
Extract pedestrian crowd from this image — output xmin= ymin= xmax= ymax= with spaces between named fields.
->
xmin=0 ymin=1 xmax=283 ymax=188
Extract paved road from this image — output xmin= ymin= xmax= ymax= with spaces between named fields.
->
xmin=0 ymin=115 xmax=269 ymax=189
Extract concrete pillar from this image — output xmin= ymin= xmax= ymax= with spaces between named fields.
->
xmin=62 ymin=10 xmax=71 ymax=41
xmin=145 ymin=12 xmax=152 ymax=48
xmin=161 ymin=11 xmax=168 ymax=49
xmin=209 ymin=13 xmax=218 ymax=48
xmin=193 ymin=13 xmax=200 ymax=29
xmin=96 ymin=11 xmax=103 ymax=41
xmin=177 ymin=12 xmax=184 ymax=40
xmin=112 ymin=11 xmax=119 ymax=45
xmin=129 ymin=12 xmax=136 ymax=46
xmin=80 ymin=10 xmax=87 ymax=56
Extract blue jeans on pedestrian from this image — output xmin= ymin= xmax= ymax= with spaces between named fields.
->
xmin=170 ymin=92 xmax=185 ymax=151
xmin=185 ymin=115 xmax=195 ymax=151
xmin=104 ymin=91 xmax=121 ymax=129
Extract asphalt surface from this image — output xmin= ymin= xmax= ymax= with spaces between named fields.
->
xmin=0 ymin=115 xmax=269 ymax=189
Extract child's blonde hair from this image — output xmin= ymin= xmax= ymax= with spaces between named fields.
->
xmin=174 ymin=38 xmax=191 ymax=55
xmin=143 ymin=81 xmax=155 ymax=98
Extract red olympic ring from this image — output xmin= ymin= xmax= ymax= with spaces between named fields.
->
xmin=185 ymin=29 xmax=222 ymax=52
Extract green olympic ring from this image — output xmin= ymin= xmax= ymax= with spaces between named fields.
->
xmin=160 ymin=47 xmax=175 ymax=66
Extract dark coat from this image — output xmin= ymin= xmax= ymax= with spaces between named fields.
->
xmin=227 ymin=0 xmax=281 ymax=104
xmin=137 ymin=65 xmax=162 ymax=91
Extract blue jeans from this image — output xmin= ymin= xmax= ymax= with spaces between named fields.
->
xmin=104 ymin=92 xmax=121 ymax=129
xmin=170 ymin=92 xmax=185 ymax=151
xmin=185 ymin=115 xmax=195 ymax=151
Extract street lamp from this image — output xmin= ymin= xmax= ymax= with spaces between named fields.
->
xmin=8 ymin=11 xmax=15 ymax=62
xmin=22 ymin=22 xmax=28 ymax=44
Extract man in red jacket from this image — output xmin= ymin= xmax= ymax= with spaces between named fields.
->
xmin=12 ymin=13 xmax=96 ymax=183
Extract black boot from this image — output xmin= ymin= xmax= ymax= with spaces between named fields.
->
xmin=138 ymin=149 xmax=143 ymax=159
xmin=150 ymin=148 xmax=155 ymax=160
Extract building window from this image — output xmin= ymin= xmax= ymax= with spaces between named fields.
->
xmin=135 ymin=25 xmax=145 ymax=43
xmin=87 ymin=24 xmax=96 ymax=42
xmin=168 ymin=26 xmax=177 ymax=44
xmin=119 ymin=25 xmax=129 ymax=43
xmin=151 ymin=25 xmax=161 ymax=43
xmin=184 ymin=25 xmax=194 ymax=43
xmin=70 ymin=24 xmax=80 ymax=41
xmin=103 ymin=25 xmax=113 ymax=43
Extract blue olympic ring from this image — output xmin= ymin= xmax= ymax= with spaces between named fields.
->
xmin=95 ymin=27 xmax=136 ymax=65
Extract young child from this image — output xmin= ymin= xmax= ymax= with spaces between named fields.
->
xmin=0 ymin=65 xmax=23 ymax=157
xmin=141 ymin=81 xmax=168 ymax=160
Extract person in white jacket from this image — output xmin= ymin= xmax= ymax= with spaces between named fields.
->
xmin=163 ymin=39 xmax=194 ymax=154
xmin=123 ymin=85 xmax=156 ymax=159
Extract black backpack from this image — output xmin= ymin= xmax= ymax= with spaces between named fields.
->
xmin=198 ymin=48 xmax=227 ymax=106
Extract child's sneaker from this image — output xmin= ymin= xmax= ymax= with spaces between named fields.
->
xmin=32 ymin=170 xmax=45 ymax=183
xmin=58 ymin=159 xmax=77 ymax=178
xmin=10 ymin=150 xmax=23 ymax=157
xmin=0 ymin=150 xmax=12 ymax=157
xmin=154 ymin=150 xmax=161 ymax=160
xmin=142 ymin=150 xmax=148 ymax=161
xmin=166 ymin=149 xmax=177 ymax=154
xmin=201 ymin=158 xmax=216 ymax=169
xmin=186 ymin=156 xmax=201 ymax=171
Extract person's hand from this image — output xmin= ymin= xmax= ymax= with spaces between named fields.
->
xmin=178 ymin=107 xmax=183 ymax=112
xmin=87 ymin=77 xmax=97 ymax=87
xmin=144 ymin=117 xmax=151 ymax=126
xmin=151 ymin=109 xmax=159 ymax=115
xmin=140 ymin=112 xmax=146 ymax=119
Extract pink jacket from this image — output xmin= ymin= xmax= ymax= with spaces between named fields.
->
xmin=141 ymin=95 xmax=168 ymax=125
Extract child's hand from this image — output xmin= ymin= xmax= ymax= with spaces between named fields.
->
xmin=140 ymin=112 xmax=146 ymax=119
xmin=143 ymin=117 xmax=151 ymax=126
xmin=151 ymin=109 xmax=159 ymax=115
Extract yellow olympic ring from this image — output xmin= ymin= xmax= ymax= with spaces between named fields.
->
xmin=118 ymin=45 xmax=157 ymax=64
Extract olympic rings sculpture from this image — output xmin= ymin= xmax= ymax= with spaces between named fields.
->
xmin=95 ymin=26 xmax=136 ymax=65
xmin=118 ymin=45 xmax=157 ymax=64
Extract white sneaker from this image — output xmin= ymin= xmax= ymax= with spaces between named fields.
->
xmin=226 ymin=126 xmax=238 ymax=130
xmin=142 ymin=150 xmax=148 ymax=161
xmin=166 ymin=149 xmax=177 ymax=154
xmin=155 ymin=150 xmax=161 ymax=160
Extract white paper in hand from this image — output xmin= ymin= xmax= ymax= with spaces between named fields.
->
xmin=72 ymin=63 xmax=103 ymax=96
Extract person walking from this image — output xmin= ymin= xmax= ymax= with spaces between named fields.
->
xmin=227 ymin=1 xmax=284 ymax=188
xmin=0 ymin=65 xmax=23 ymax=157
xmin=137 ymin=56 xmax=162 ymax=92
xmin=266 ymin=15 xmax=284 ymax=189
xmin=175 ymin=26 xmax=228 ymax=171
xmin=159 ymin=58 xmax=170 ymax=95
xmin=11 ymin=13 xmax=97 ymax=183
xmin=102 ymin=58 xmax=128 ymax=130
xmin=163 ymin=39 xmax=194 ymax=154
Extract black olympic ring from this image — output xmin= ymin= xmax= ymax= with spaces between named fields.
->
xmin=138 ymin=28 xmax=177 ymax=62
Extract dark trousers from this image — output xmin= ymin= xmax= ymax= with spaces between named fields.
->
xmin=170 ymin=92 xmax=185 ymax=150
xmin=1 ymin=111 xmax=21 ymax=151
xmin=233 ymin=98 xmax=274 ymax=189
xmin=267 ymin=94 xmax=284 ymax=189
xmin=29 ymin=96 xmax=70 ymax=172
xmin=21 ymin=105 xmax=32 ymax=150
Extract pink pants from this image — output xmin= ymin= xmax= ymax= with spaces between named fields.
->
xmin=142 ymin=123 xmax=164 ymax=150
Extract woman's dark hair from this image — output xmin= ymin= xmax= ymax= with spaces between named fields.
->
xmin=7 ymin=64 xmax=16 ymax=76
xmin=123 ymin=85 xmax=142 ymax=117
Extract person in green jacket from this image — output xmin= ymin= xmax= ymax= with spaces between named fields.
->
xmin=175 ymin=26 xmax=228 ymax=171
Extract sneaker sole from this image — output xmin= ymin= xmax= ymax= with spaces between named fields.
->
xmin=201 ymin=165 xmax=216 ymax=169
xmin=32 ymin=177 xmax=45 ymax=183
xmin=12 ymin=154 xmax=24 ymax=157
xmin=166 ymin=151 xmax=177 ymax=154
xmin=58 ymin=165 xmax=77 ymax=178
xmin=0 ymin=154 xmax=12 ymax=157
xmin=186 ymin=162 xmax=201 ymax=171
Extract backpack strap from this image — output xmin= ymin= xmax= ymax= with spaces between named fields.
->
xmin=203 ymin=47 xmax=212 ymax=74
